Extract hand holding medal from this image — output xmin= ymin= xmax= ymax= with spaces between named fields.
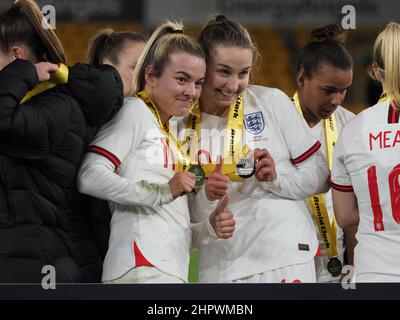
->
xmin=253 ymin=148 xmax=277 ymax=182
xmin=188 ymin=164 xmax=206 ymax=187
xmin=168 ymin=172 xmax=196 ymax=198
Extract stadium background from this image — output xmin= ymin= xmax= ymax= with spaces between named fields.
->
xmin=1 ymin=0 xmax=397 ymax=282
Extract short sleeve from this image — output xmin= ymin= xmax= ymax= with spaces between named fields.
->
xmin=330 ymin=122 xmax=353 ymax=191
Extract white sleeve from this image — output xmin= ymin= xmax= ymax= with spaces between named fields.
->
xmin=259 ymin=89 xmax=330 ymax=199
xmin=261 ymin=147 xmax=330 ymax=199
xmin=77 ymin=98 xmax=174 ymax=207
xmin=330 ymin=122 xmax=354 ymax=192
xmin=190 ymin=218 xmax=219 ymax=249
xmin=187 ymin=185 xmax=218 ymax=223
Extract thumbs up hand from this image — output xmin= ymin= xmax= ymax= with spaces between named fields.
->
xmin=209 ymin=196 xmax=235 ymax=239
xmin=205 ymin=155 xmax=229 ymax=201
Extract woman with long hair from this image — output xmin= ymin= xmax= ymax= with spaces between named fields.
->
xmin=331 ymin=22 xmax=400 ymax=282
xmin=0 ymin=0 xmax=123 ymax=282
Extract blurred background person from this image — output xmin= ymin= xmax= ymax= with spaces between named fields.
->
xmin=83 ymin=28 xmax=146 ymax=260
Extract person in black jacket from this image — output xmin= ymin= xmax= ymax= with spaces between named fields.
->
xmin=0 ymin=0 xmax=123 ymax=283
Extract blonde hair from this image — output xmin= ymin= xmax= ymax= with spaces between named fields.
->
xmin=0 ymin=0 xmax=66 ymax=63
xmin=373 ymin=22 xmax=400 ymax=108
xmin=130 ymin=21 xmax=204 ymax=95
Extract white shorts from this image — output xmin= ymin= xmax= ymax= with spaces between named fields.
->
xmin=228 ymin=260 xmax=316 ymax=283
xmin=102 ymin=266 xmax=186 ymax=284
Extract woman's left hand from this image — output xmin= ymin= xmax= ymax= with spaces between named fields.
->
xmin=254 ymin=148 xmax=277 ymax=182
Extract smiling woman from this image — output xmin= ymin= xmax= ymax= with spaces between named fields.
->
xmin=178 ymin=15 xmax=330 ymax=284
xmin=77 ymin=21 xmax=236 ymax=284
xmin=143 ymin=50 xmax=205 ymax=122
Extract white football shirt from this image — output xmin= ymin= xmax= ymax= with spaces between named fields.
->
xmin=78 ymin=97 xmax=214 ymax=282
xmin=178 ymin=85 xmax=330 ymax=282
xmin=331 ymin=100 xmax=400 ymax=282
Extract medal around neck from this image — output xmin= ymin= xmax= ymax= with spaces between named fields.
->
xmin=188 ymin=165 xmax=206 ymax=186
xmin=327 ymin=257 xmax=343 ymax=277
xmin=236 ymin=157 xmax=255 ymax=178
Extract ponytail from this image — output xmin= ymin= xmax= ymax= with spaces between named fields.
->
xmin=87 ymin=28 xmax=146 ymax=65
xmin=0 ymin=0 xmax=66 ymax=63
xmin=131 ymin=21 xmax=204 ymax=95
xmin=296 ymin=24 xmax=353 ymax=77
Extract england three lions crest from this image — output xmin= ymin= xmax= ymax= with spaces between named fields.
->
xmin=244 ymin=112 xmax=265 ymax=135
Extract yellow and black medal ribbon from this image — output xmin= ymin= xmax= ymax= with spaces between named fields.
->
xmin=293 ymin=92 xmax=341 ymax=276
xmin=182 ymin=96 xmax=248 ymax=182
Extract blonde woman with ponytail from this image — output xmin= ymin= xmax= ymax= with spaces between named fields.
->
xmin=331 ymin=22 xmax=400 ymax=282
xmin=0 ymin=0 xmax=123 ymax=283
xmin=78 ymin=21 xmax=235 ymax=283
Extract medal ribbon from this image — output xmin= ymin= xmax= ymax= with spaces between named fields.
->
xmin=136 ymin=90 xmax=190 ymax=172
xmin=293 ymin=91 xmax=339 ymax=259
xmin=21 ymin=63 xmax=69 ymax=103
xmin=183 ymin=96 xmax=246 ymax=181
xmin=378 ymin=91 xmax=388 ymax=103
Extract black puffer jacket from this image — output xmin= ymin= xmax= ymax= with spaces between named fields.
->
xmin=0 ymin=59 xmax=123 ymax=283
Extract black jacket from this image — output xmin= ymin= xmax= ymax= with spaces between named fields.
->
xmin=0 ymin=59 xmax=123 ymax=283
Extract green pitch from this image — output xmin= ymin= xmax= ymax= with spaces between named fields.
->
xmin=188 ymin=249 xmax=199 ymax=283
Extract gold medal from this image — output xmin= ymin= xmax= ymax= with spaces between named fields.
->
xmin=327 ymin=257 xmax=343 ymax=277
xmin=188 ymin=165 xmax=206 ymax=186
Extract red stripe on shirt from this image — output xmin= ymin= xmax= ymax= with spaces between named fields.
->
xmin=328 ymin=176 xmax=354 ymax=192
xmin=133 ymin=242 xmax=154 ymax=267
xmin=87 ymin=145 xmax=121 ymax=169
xmin=388 ymin=103 xmax=400 ymax=124
xmin=291 ymin=141 xmax=321 ymax=165
xmin=392 ymin=102 xmax=399 ymax=123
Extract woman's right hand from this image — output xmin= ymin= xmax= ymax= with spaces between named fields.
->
xmin=168 ymin=172 xmax=196 ymax=198
xmin=34 ymin=62 xmax=59 ymax=82
xmin=209 ymin=196 xmax=235 ymax=239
